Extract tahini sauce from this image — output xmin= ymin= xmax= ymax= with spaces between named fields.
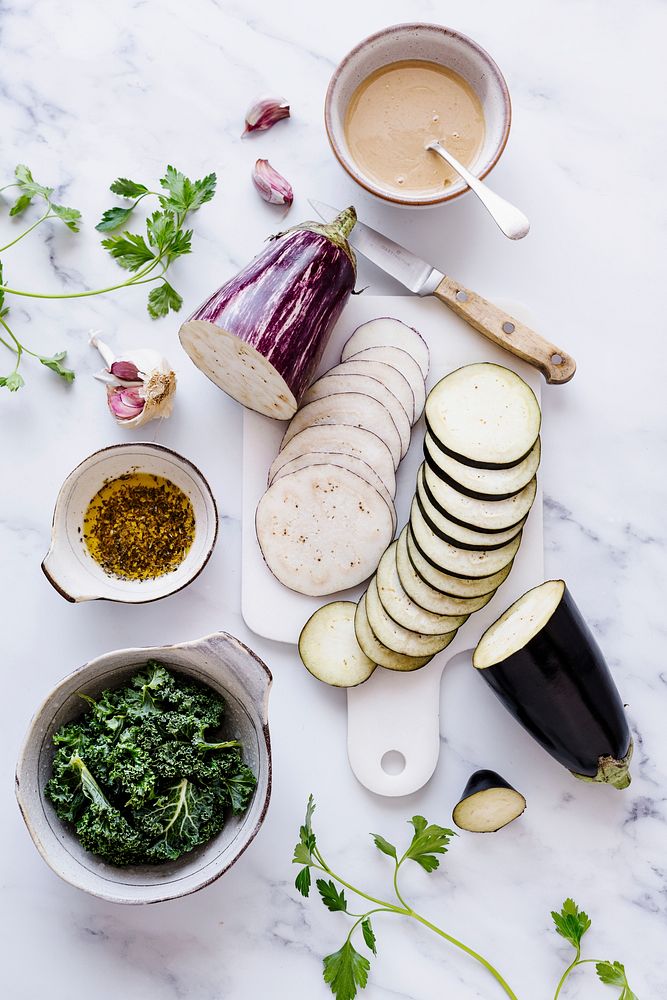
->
xmin=344 ymin=60 xmax=485 ymax=196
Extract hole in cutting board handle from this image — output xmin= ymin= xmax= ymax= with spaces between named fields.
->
xmin=381 ymin=750 xmax=406 ymax=775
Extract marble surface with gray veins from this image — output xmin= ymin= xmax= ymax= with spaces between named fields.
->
xmin=1 ymin=1 xmax=666 ymax=998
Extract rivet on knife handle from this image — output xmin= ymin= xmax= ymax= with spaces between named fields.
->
xmin=434 ymin=276 xmax=576 ymax=384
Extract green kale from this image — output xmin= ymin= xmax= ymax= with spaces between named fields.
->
xmin=44 ymin=663 xmax=256 ymax=867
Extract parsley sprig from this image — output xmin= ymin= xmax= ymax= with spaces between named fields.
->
xmin=293 ymin=798 xmax=639 ymax=1000
xmin=0 ymin=164 xmax=215 ymax=392
xmin=552 ymin=899 xmax=638 ymax=999
xmin=293 ymin=796 xmax=519 ymax=1000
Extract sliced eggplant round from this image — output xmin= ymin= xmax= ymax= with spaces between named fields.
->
xmin=299 ymin=601 xmax=376 ymax=687
xmin=342 ymin=317 xmax=430 ymax=378
xmin=302 ymin=372 xmax=411 ymax=459
xmin=416 ymin=467 xmax=525 ymax=550
xmin=410 ymin=498 xmax=522 ymax=579
xmin=256 ymin=464 xmax=394 ymax=596
xmin=273 ymin=454 xmax=397 ymax=533
xmin=425 ymin=432 xmax=541 ymax=499
xmin=350 ymin=346 xmax=426 ymax=423
xmin=269 ymin=423 xmax=396 ymax=497
xmin=326 ymin=359 xmax=415 ymax=426
xmin=376 ymin=542 xmax=468 ymax=635
xmin=452 ymin=770 xmax=526 ymax=833
xmin=425 ymin=363 xmax=541 ymax=468
xmin=366 ymin=577 xmax=457 ymax=657
xmin=395 ymin=527 xmax=495 ymax=614
xmin=406 ymin=527 xmax=513 ymax=598
xmin=423 ymin=460 xmax=536 ymax=532
xmin=354 ymin=594 xmax=432 ymax=672
xmin=280 ymin=391 xmax=402 ymax=468
xmin=473 ymin=580 xmax=633 ymax=789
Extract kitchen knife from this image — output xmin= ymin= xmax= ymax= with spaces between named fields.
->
xmin=309 ymin=199 xmax=575 ymax=384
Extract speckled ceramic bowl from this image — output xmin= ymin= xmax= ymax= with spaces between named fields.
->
xmin=15 ymin=632 xmax=272 ymax=904
xmin=42 ymin=442 xmax=218 ymax=604
xmin=325 ymin=22 xmax=512 ymax=207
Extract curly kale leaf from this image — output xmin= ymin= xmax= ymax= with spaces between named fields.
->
xmin=136 ymin=779 xmax=223 ymax=862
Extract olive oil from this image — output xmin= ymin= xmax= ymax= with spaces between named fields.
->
xmin=83 ymin=472 xmax=195 ymax=581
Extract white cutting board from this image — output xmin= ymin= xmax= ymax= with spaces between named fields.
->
xmin=242 ymin=296 xmax=544 ymax=796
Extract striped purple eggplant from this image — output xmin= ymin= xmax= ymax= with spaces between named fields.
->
xmin=179 ymin=208 xmax=357 ymax=419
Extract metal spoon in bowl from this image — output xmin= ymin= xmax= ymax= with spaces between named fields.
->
xmin=427 ymin=139 xmax=530 ymax=240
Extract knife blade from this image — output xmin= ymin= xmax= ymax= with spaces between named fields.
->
xmin=309 ymin=199 xmax=443 ymax=296
xmin=308 ymin=199 xmax=576 ymax=384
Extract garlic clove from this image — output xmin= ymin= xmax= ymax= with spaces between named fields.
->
xmin=110 ymin=359 xmax=141 ymax=381
xmin=108 ymin=386 xmax=145 ymax=420
xmin=242 ymin=97 xmax=290 ymax=136
xmin=252 ymin=159 xmax=294 ymax=207
xmin=115 ymin=370 xmax=177 ymax=428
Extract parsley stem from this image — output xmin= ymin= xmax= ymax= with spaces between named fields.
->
xmin=313 ymin=848 xmax=404 ymax=913
xmin=409 ymin=911 xmax=520 ymax=1000
xmin=552 ymin=957 xmax=602 ymax=1000
xmin=0 ymin=264 xmax=164 ymax=299
xmin=0 ymin=315 xmax=22 ymax=373
xmin=392 ymin=861 xmax=410 ymax=911
xmin=0 ymin=202 xmax=52 ymax=252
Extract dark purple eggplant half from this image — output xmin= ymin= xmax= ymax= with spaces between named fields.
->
xmin=179 ymin=208 xmax=357 ymax=420
xmin=453 ymin=769 xmax=526 ymax=832
xmin=473 ymin=580 xmax=632 ymax=789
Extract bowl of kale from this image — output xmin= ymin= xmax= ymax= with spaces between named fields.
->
xmin=15 ymin=632 xmax=272 ymax=903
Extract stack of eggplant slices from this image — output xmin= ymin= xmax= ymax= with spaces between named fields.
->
xmin=299 ymin=360 xmax=541 ymax=685
xmin=257 ymin=318 xmax=429 ymax=596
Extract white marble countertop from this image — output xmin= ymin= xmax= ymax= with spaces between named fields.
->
xmin=1 ymin=1 xmax=665 ymax=997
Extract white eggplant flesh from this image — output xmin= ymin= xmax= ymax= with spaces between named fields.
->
xmin=423 ymin=460 xmax=537 ymax=532
xmin=324 ymin=359 xmax=415 ymax=425
xmin=299 ymin=601 xmax=376 ymax=687
xmin=349 ymin=346 xmax=426 ymax=424
xmin=342 ymin=317 xmax=430 ymax=378
xmin=410 ymin=499 xmax=522 ymax=579
xmin=350 ymin=346 xmax=426 ymax=424
xmin=425 ymin=363 xmax=541 ymax=468
xmin=395 ymin=527 xmax=495 ymax=614
xmin=425 ymin=432 xmax=541 ymax=499
xmin=453 ymin=770 xmax=526 ymax=833
xmin=376 ymin=542 xmax=468 ymax=635
xmin=301 ymin=372 xmax=411 ymax=458
xmin=416 ymin=466 xmax=525 ymax=549
xmin=406 ymin=528 xmax=513 ymax=597
xmin=273 ymin=453 xmax=397 ymax=532
xmin=256 ymin=464 xmax=394 ymax=596
xmin=280 ymin=391 xmax=402 ymax=468
xmin=365 ymin=577 xmax=457 ymax=657
xmin=269 ymin=423 xmax=396 ymax=497
xmin=354 ymin=594 xmax=432 ymax=671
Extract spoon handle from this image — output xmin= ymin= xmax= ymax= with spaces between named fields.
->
xmin=433 ymin=275 xmax=576 ymax=383
xmin=429 ymin=140 xmax=530 ymax=240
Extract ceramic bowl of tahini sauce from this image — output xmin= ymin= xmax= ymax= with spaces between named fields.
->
xmin=325 ymin=23 xmax=511 ymax=207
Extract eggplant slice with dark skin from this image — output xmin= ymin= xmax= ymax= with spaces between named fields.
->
xmin=453 ymin=770 xmax=526 ymax=832
xmin=473 ymin=580 xmax=632 ymax=789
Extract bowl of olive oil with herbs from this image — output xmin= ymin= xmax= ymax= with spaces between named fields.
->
xmin=42 ymin=443 xmax=218 ymax=603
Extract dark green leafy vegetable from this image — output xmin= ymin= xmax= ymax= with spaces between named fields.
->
xmin=45 ymin=662 xmax=256 ymax=866
xmin=293 ymin=798 xmax=638 ymax=1000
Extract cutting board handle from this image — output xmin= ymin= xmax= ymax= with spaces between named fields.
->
xmin=434 ymin=276 xmax=576 ymax=384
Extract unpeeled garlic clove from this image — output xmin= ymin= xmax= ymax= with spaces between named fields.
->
xmin=90 ymin=332 xmax=177 ymax=428
xmin=243 ymin=97 xmax=290 ymax=136
xmin=252 ymin=158 xmax=293 ymax=207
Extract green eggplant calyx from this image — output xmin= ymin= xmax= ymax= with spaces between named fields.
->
xmin=571 ymin=740 xmax=633 ymax=790
xmin=268 ymin=207 xmax=357 ymax=272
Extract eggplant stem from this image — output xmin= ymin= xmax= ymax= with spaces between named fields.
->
xmin=571 ymin=740 xmax=633 ymax=790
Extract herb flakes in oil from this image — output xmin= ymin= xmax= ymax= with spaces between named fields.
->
xmin=83 ymin=472 xmax=195 ymax=581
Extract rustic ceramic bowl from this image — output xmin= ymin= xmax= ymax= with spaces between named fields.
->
xmin=325 ymin=22 xmax=511 ymax=207
xmin=15 ymin=632 xmax=272 ymax=904
xmin=42 ymin=442 xmax=218 ymax=603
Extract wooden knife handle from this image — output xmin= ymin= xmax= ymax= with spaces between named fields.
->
xmin=434 ymin=275 xmax=576 ymax=384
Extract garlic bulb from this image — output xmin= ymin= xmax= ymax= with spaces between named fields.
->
xmin=242 ymin=97 xmax=290 ymax=136
xmin=252 ymin=158 xmax=293 ymax=207
xmin=90 ymin=333 xmax=176 ymax=428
